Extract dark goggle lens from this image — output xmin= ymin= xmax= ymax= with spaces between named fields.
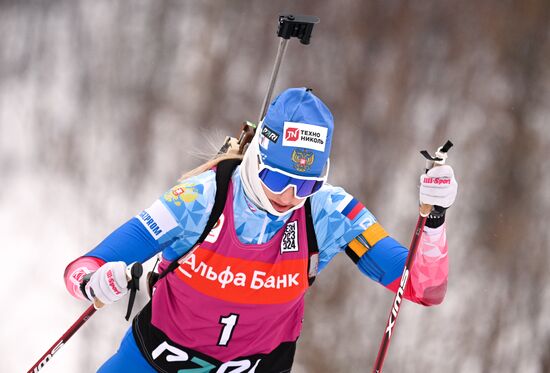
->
xmin=295 ymin=178 xmax=324 ymax=197
xmin=258 ymin=168 xmax=324 ymax=198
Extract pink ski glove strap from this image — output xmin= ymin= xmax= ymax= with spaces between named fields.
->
xmin=64 ymin=256 xmax=105 ymax=300
xmin=410 ymin=223 xmax=449 ymax=305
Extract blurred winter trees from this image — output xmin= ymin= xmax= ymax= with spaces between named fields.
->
xmin=1 ymin=0 xmax=549 ymax=372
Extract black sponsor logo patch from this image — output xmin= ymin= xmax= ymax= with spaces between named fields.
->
xmin=261 ymin=125 xmax=280 ymax=143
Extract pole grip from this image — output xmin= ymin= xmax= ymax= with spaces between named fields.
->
xmin=92 ymin=262 xmax=143 ymax=310
xmin=419 ymin=139 xmax=454 ymax=215
xmin=419 ymin=203 xmax=433 ymax=217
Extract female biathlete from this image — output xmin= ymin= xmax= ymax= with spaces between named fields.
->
xmin=64 ymin=87 xmax=458 ymax=372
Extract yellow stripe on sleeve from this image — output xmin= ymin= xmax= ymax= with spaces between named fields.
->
xmin=347 ymin=223 xmax=389 ymax=259
xmin=348 ymin=238 xmax=368 ymax=258
xmin=362 ymin=222 xmax=389 ymax=247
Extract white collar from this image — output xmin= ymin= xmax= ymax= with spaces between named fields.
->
xmin=239 ymin=134 xmax=306 ymax=217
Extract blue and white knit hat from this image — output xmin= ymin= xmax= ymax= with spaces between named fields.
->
xmin=257 ymin=87 xmax=334 ymax=178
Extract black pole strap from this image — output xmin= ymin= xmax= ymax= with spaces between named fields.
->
xmin=125 ymin=262 xmax=143 ymax=321
xmin=420 ymin=140 xmax=454 ymax=162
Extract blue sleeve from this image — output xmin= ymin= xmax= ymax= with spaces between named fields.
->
xmin=310 ymin=184 xmax=377 ymax=272
xmin=356 ymin=236 xmax=408 ymax=286
xmin=86 ymin=217 xmax=162 ymax=264
xmin=157 ymin=170 xmax=217 ymax=260
xmin=86 ymin=170 xmax=218 ymax=264
xmin=310 ymin=183 xmax=409 ymax=286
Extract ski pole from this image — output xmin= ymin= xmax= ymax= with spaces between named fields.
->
xmin=28 ymin=304 xmax=96 ymax=373
xmin=221 ymin=14 xmax=320 ymax=155
xmin=28 ymin=262 xmax=143 ymax=373
xmin=371 ymin=141 xmax=453 ymax=373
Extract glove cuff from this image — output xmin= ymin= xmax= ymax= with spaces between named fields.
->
xmin=425 ymin=205 xmax=446 ymax=228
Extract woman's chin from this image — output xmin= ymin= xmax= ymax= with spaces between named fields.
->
xmin=270 ymin=201 xmax=292 ymax=212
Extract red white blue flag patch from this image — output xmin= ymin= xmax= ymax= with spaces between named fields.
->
xmin=339 ymin=197 xmax=365 ymax=220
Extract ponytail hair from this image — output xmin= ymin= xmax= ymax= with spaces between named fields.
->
xmin=178 ymin=148 xmax=243 ymax=182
